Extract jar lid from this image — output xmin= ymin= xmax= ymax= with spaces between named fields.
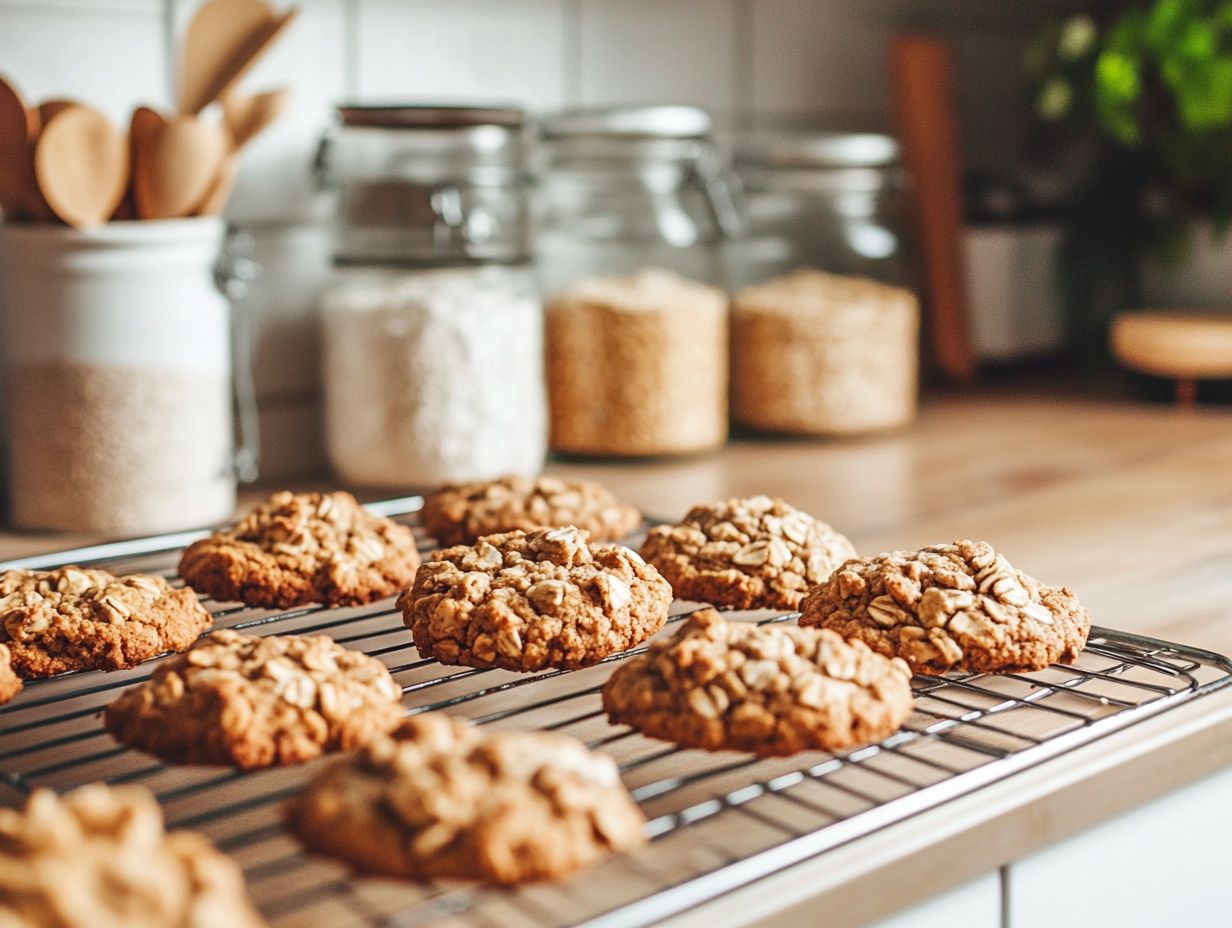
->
xmin=736 ymin=132 xmax=899 ymax=169
xmin=540 ymin=105 xmax=712 ymax=140
xmin=336 ymin=103 xmax=524 ymax=130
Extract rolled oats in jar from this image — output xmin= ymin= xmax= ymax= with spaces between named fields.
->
xmin=546 ymin=268 xmax=728 ymax=457
xmin=731 ymin=269 xmax=919 ymax=435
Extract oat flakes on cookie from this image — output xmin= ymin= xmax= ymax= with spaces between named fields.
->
xmin=0 ymin=784 xmax=268 ymax=928
xmin=799 ymin=540 xmax=1091 ymax=674
xmin=0 ymin=566 xmax=211 ymax=677
xmin=603 ymin=608 xmax=913 ymax=756
xmin=105 ymin=630 xmax=403 ymax=769
xmin=400 ymin=526 xmax=672 ymax=672
xmin=0 ymin=644 xmax=21 ymax=705
xmin=285 ymin=713 xmax=645 ymax=884
xmin=640 ymin=496 xmax=857 ymax=610
xmin=178 ymin=490 xmax=420 ymax=608
xmin=421 ymin=474 xmax=642 ymax=547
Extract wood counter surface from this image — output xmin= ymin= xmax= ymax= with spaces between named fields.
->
xmin=2 ymin=385 xmax=1231 ymax=925
xmin=3 ymin=388 xmax=1231 ymax=655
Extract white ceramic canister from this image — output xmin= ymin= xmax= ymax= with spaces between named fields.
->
xmin=0 ymin=218 xmax=244 ymax=534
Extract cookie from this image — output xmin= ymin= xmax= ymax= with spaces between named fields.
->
xmin=640 ymin=496 xmax=857 ymax=610
xmin=799 ymin=540 xmax=1092 ymax=675
xmin=0 ymin=784 xmax=267 ymax=928
xmin=285 ymin=713 xmax=646 ymax=884
xmin=0 ymin=566 xmax=211 ymax=677
xmin=399 ymin=526 xmax=672 ymax=672
xmin=105 ymin=630 xmax=403 ymax=769
xmin=0 ymin=643 xmax=21 ymax=705
xmin=421 ymin=474 xmax=642 ymax=547
xmin=603 ymin=608 xmax=914 ymax=756
xmin=178 ymin=490 xmax=420 ymax=608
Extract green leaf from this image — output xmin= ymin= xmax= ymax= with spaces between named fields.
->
xmin=1095 ymin=50 xmax=1142 ymax=143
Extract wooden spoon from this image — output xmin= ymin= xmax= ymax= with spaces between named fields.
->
xmin=37 ymin=98 xmax=78 ymax=125
xmin=180 ymin=0 xmax=299 ymax=116
xmin=222 ymin=87 xmax=289 ymax=149
xmin=195 ymin=155 xmax=238 ymax=215
xmin=0 ymin=75 xmax=32 ymax=216
xmin=111 ymin=107 xmax=166 ymax=221
xmin=34 ymin=104 xmax=128 ymax=227
xmin=133 ymin=114 xmax=228 ymax=219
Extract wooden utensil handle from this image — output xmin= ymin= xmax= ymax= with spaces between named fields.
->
xmin=889 ymin=35 xmax=976 ymax=383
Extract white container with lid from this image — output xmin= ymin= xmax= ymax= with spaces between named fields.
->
xmin=0 ymin=218 xmax=252 ymax=533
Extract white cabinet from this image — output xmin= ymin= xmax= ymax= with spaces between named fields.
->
xmin=868 ymin=872 xmax=1001 ymax=928
xmin=1007 ymin=765 xmax=1232 ymax=927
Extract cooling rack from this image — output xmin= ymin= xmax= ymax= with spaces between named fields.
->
xmin=2 ymin=496 xmax=1231 ymax=928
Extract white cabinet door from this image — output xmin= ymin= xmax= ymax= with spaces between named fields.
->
xmin=867 ymin=872 xmax=1001 ymax=928
xmin=1008 ymin=765 xmax=1232 ymax=927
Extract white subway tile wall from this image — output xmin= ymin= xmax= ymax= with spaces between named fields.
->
xmin=577 ymin=0 xmax=737 ymax=112
xmin=0 ymin=0 xmax=1075 ymax=479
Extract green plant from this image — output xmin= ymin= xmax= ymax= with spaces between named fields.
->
xmin=1028 ymin=1 xmax=1232 ymax=357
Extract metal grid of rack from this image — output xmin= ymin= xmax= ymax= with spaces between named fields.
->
xmin=2 ymin=497 xmax=1231 ymax=928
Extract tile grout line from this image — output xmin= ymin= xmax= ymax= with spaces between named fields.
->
xmin=562 ymin=0 xmax=582 ymax=108
xmin=161 ymin=0 xmax=178 ymax=107
xmin=342 ymin=0 xmax=360 ymax=100
xmin=731 ymin=0 xmax=752 ymax=130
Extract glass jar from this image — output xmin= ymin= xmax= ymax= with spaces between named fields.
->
xmin=727 ymin=131 xmax=909 ymax=289
xmin=535 ymin=105 xmax=742 ymax=296
xmin=315 ymin=105 xmax=546 ymax=489
xmin=315 ymin=104 xmax=531 ymax=266
xmin=535 ymin=106 xmax=736 ymax=458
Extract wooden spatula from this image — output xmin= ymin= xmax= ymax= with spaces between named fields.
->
xmin=180 ymin=0 xmax=299 ymax=116
xmin=222 ymin=87 xmax=289 ymax=149
xmin=0 ymin=75 xmax=33 ymax=217
xmin=133 ymin=113 xmax=229 ymax=219
xmin=34 ymin=104 xmax=129 ymax=227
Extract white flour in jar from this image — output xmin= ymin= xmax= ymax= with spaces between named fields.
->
xmin=321 ymin=266 xmax=546 ymax=489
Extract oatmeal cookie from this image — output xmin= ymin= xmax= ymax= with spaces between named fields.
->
xmin=640 ymin=496 xmax=857 ymax=610
xmin=400 ymin=526 xmax=672 ymax=672
xmin=603 ymin=608 xmax=913 ymax=756
xmin=0 ymin=566 xmax=211 ymax=677
xmin=178 ymin=490 xmax=420 ymax=608
xmin=421 ymin=474 xmax=642 ymax=546
xmin=105 ymin=630 xmax=403 ymax=769
xmin=285 ymin=713 xmax=646 ymax=884
xmin=0 ymin=643 xmax=21 ymax=705
xmin=799 ymin=540 xmax=1091 ymax=674
xmin=0 ymin=784 xmax=268 ymax=928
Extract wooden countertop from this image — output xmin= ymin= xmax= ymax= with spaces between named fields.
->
xmin=4 ymin=387 xmax=1232 ymax=656
xmin=3 ymin=384 xmax=1232 ymax=925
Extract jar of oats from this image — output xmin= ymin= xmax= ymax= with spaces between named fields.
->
xmin=731 ymin=269 xmax=919 ymax=435
xmin=546 ymin=268 xmax=728 ymax=457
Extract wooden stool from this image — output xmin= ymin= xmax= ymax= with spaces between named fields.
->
xmin=1111 ymin=312 xmax=1232 ymax=406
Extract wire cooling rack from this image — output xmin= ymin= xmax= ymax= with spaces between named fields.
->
xmin=3 ymin=496 xmax=1232 ymax=928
